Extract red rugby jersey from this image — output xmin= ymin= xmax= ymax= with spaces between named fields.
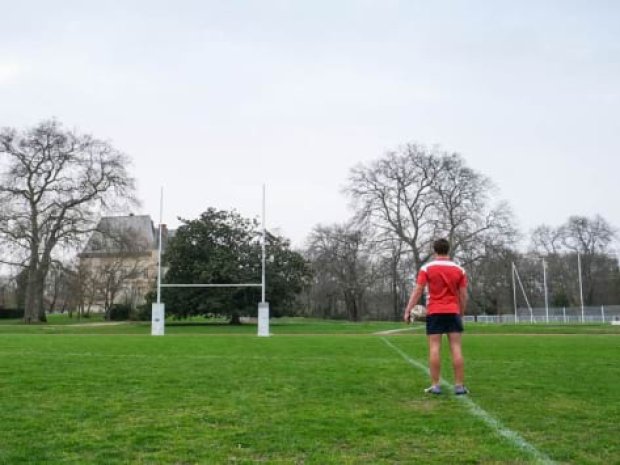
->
xmin=416 ymin=257 xmax=467 ymax=315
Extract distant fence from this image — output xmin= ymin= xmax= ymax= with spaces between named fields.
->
xmin=464 ymin=306 xmax=620 ymax=324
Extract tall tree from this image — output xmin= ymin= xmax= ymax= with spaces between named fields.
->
xmin=530 ymin=215 xmax=617 ymax=305
xmin=346 ymin=144 xmax=516 ymax=273
xmin=379 ymin=237 xmax=410 ymax=321
xmin=0 ymin=120 xmax=136 ymax=322
xmin=87 ymin=224 xmax=151 ymax=320
xmin=161 ymin=208 xmax=310 ymax=323
xmin=561 ymin=215 xmax=615 ymax=255
xmin=466 ymin=245 xmax=518 ymax=315
xmin=306 ymin=223 xmax=377 ymax=321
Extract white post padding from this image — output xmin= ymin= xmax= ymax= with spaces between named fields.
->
xmin=152 ymin=303 xmax=165 ymax=336
xmin=258 ymin=302 xmax=270 ymax=337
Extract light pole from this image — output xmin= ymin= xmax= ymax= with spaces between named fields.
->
xmin=577 ymin=252 xmax=584 ymax=323
xmin=512 ymin=263 xmax=518 ymax=323
xmin=542 ymin=258 xmax=549 ymax=323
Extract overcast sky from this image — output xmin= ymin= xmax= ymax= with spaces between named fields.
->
xmin=1 ymin=0 xmax=619 ymax=248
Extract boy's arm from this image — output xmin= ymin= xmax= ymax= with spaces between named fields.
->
xmin=458 ymin=286 xmax=468 ymax=317
xmin=403 ymin=284 xmax=425 ymax=322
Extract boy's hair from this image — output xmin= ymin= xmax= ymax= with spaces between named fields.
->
xmin=433 ymin=238 xmax=450 ymax=255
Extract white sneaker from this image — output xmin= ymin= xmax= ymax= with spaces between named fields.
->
xmin=424 ymin=385 xmax=442 ymax=395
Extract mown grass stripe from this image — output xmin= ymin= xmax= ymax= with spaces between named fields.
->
xmin=381 ymin=337 xmax=556 ymax=465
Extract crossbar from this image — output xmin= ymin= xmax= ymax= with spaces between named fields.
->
xmin=160 ymin=284 xmax=262 ymax=288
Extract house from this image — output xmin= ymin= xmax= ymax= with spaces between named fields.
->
xmin=78 ymin=214 xmax=173 ymax=313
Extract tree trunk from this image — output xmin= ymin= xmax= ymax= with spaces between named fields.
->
xmin=37 ymin=260 xmax=50 ymax=322
xmin=391 ymin=257 xmax=399 ymax=321
xmin=48 ymin=281 xmax=58 ymax=313
xmin=23 ymin=273 xmax=37 ymax=323
xmin=104 ymin=303 xmax=111 ymax=321
xmin=23 ymin=264 xmax=46 ymax=323
xmin=344 ymin=291 xmax=360 ymax=321
xmin=35 ymin=287 xmax=47 ymax=322
xmin=229 ymin=311 xmax=241 ymax=325
xmin=352 ymin=298 xmax=359 ymax=321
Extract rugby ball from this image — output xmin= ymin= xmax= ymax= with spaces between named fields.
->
xmin=410 ymin=305 xmax=427 ymax=321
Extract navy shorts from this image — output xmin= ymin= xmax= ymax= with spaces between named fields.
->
xmin=426 ymin=314 xmax=464 ymax=335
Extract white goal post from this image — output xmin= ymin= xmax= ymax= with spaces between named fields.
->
xmin=152 ymin=185 xmax=270 ymax=337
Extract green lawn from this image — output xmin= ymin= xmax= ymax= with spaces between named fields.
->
xmin=0 ymin=319 xmax=618 ymax=464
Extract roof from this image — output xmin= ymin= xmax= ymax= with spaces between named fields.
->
xmin=81 ymin=215 xmax=174 ymax=256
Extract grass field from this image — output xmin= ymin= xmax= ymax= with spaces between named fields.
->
xmin=0 ymin=318 xmax=618 ymax=464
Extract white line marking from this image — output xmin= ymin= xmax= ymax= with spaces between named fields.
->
xmin=381 ymin=337 xmax=555 ymax=465
xmin=373 ymin=326 xmax=423 ymax=335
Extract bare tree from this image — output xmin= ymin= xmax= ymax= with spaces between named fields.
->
xmin=434 ymin=155 xmax=517 ymax=267
xmin=0 ymin=120 xmax=137 ymax=323
xmin=0 ymin=275 xmax=18 ymax=309
xmin=530 ymin=215 xmax=617 ymax=305
xmin=531 ymin=225 xmax=564 ymax=255
xmin=80 ymin=220 xmax=152 ymax=319
xmin=96 ymin=260 xmax=141 ymax=319
xmin=381 ymin=237 xmax=409 ymax=321
xmin=466 ymin=245 xmax=517 ymax=315
xmin=306 ymin=223 xmax=377 ymax=321
xmin=44 ymin=262 xmax=67 ymax=313
xmin=346 ymin=144 xmax=517 ymax=273
xmin=73 ymin=261 xmax=98 ymax=319
xmin=561 ymin=215 xmax=616 ymax=255
xmin=347 ymin=145 xmax=439 ymax=270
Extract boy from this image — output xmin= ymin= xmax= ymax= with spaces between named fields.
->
xmin=403 ymin=239 xmax=468 ymax=395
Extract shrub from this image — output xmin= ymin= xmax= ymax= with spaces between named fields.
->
xmin=109 ymin=304 xmax=132 ymax=321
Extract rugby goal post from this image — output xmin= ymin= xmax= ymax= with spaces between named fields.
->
xmin=152 ymin=185 xmax=270 ymax=337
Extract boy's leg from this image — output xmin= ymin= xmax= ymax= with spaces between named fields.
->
xmin=427 ymin=334 xmax=442 ymax=386
xmin=447 ymin=332 xmax=464 ymax=386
